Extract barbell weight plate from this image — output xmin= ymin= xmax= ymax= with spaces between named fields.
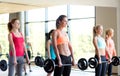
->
xmin=0 ymin=54 xmax=2 ymax=57
xmin=44 ymin=59 xmax=55 ymax=73
xmin=0 ymin=60 xmax=7 ymax=71
xmin=112 ymin=56 xmax=119 ymax=66
xmin=77 ymin=58 xmax=88 ymax=70
xmin=6 ymin=54 xmax=9 ymax=58
xmin=35 ymin=56 xmax=44 ymax=67
xmin=88 ymin=57 xmax=98 ymax=68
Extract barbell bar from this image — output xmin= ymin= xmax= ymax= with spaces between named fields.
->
xmin=0 ymin=56 xmax=44 ymax=71
xmin=43 ymin=58 xmax=88 ymax=73
xmin=88 ymin=56 xmax=120 ymax=68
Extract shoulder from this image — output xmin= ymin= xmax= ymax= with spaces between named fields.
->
xmin=53 ymin=29 xmax=59 ymax=36
xmin=20 ymin=32 xmax=23 ymax=36
xmin=47 ymin=39 xmax=51 ymax=43
xmin=93 ymin=36 xmax=98 ymax=40
xmin=8 ymin=32 xmax=13 ymax=37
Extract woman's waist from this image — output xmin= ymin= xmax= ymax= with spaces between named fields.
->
xmin=9 ymin=50 xmax=24 ymax=56
xmin=59 ymin=50 xmax=71 ymax=57
xmin=95 ymin=50 xmax=105 ymax=56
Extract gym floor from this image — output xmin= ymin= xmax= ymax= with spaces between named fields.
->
xmin=0 ymin=65 xmax=118 ymax=76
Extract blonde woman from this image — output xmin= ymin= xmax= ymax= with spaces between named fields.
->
xmin=93 ymin=25 xmax=111 ymax=76
xmin=105 ymin=28 xmax=116 ymax=76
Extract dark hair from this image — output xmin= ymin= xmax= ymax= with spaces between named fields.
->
xmin=48 ymin=29 xmax=55 ymax=39
xmin=8 ymin=18 xmax=18 ymax=32
xmin=56 ymin=15 xmax=67 ymax=29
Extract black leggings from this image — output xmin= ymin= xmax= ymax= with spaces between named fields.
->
xmin=106 ymin=60 xmax=112 ymax=76
xmin=24 ymin=50 xmax=31 ymax=59
xmin=54 ymin=54 xmax=72 ymax=76
xmin=95 ymin=55 xmax=107 ymax=76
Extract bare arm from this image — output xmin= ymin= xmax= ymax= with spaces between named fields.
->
xmin=52 ymin=31 xmax=61 ymax=63
xmin=105 ymin=39 xmax=112 ymax=59
xmin=93 ymin=37 xmax=101 ymax=61
xmin=8 ymin=33 xmax=17 ymax=63
xmin=113 ymin=40 xmax=117 ymax=56
xmin=68 ymin=41 xmax=75 ymax=65
xmin=47 ymin=40 xmax=51 ymax=59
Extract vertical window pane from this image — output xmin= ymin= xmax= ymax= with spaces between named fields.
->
xmin=28 ymin=23 xmax=45 ymax=56
xmin=70 ymin=18 xmax=95 ymax=60
xmin=0 ymin=14 xmax=9 ymax=23
xmin=0 ymin=24 xmax=9 ymax=54
xmin=27 ymin=8 xmax=45 ymax=22
xmin=70 ymin=5 xmax=95 ymax=18
xmin=47 ymin=21 xmax=56 ymax=32
xmin=0 ymin=14 xmax=9 ymax=57
xmin=48 ymin=5 xmax=67 ymax=20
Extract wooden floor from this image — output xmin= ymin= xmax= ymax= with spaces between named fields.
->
xmin=0 ymin=65 xmax=118 ymax=76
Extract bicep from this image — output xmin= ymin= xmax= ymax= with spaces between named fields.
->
xmin=106 ymin=40 xmax=109 ymax=47
xmin=8 ymin=34 xmax=14 ymax=46
xmin=52 ymin=31 xmax=57 ymax=48
xmin=93 ymin=38 xmax=98 ymax=48
xmin=46 ymin=40 xmax=50 ymax=50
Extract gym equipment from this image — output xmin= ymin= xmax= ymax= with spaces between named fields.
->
xmin=111 ymin=56 xmax=120 ymax=66
xmin=0 ymin=60 xmax=7 ymax=71
xmin=35 ymin=56 xmax=44 ymax=67
xmin=77 ymin=58 xmax=88 ymax=70
xmin=88 ymin=56 xmax=120 ymax=68
xmin=44 ymin=59 xmax=71 ymax=73
xmin=0 ymin=56 xmax=44 ymax=71
xmin=44 ymin=58 xmax=87 ymax=73
xmin=0 ymin=53 xmax=9 ymax=58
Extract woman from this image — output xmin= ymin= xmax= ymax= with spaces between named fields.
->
xmin=46 ymin=29 xmax=56 ymax=76
xmin=105 ymin=28 xmax=116 ymax=76
xmin=23 ymin=41 xmax=33 ymax=75
xmin=93 ymin=25 xmax=111 ymax=76
xmin=8 ymin=18 xmax=30 ymax=76
xmin=52 ymin=15 xmax=75 ymax=76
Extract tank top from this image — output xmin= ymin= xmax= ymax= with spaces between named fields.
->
xmin=56 ymin=30 xmax=69 ymax=45
xmin=106 ymin=38 xmax=115 ymax=59
xmin=10 ymin=32 xmax=24 ymax=56
xmin=50 ymin=39 xmax=56 ymax=60
xmin=97 ymin=36 xmax=106 ymax=49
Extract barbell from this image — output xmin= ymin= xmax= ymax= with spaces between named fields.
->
xmin=0 ymin=56 xmax=44 ymax=71
xmin=0 ymin=53 xmax=9 ymax=58
xmin=88 ymin=56 xmax=120 ymax=68
xmin=43 ymin=58 xmax=88 ymax=73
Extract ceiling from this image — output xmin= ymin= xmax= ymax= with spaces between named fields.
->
xmin=0 ymin=0 xmax=119 ymax=14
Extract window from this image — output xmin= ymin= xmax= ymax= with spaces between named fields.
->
xmin=27 ymin=8 xmax=45 ymax=22
xmin=27 ymin=23 xmax=45 ymax=56
xmin=48 ymin=5 xmax=67 ymax=20
xmin=69 ymin=5 xmax=95 ymax=60
xmin=0 ymin=14 xmax=9 ymax=57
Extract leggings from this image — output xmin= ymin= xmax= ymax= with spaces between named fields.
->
xmin=24 ymin=50 xmax=31 ymax=59
xmin=54 ymin=54 xmax=72 ymax=76
xmin=107 ymin=61 xmax=112 ymax=76
xmin=8 ymin=56 xmax=24 ymax=76
xmin=95 ymin=55 xmax=107 ymax=76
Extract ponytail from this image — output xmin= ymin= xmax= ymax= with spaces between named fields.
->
xmin=93 ymin=26 xmax=96 ymax=37
xmin=7 ymin=22 xmax=12 ymax=32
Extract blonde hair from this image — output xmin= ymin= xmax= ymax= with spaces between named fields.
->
xmin=93 ymin=24 xmax=103 ymax=37
xmin=105 ymin=28 xmax=114 ymax=37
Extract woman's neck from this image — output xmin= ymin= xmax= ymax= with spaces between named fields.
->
xmin=12 ymin=28 xmax=19 ymax=33
xmin=96 ymin=34 xmax=101 ymax=37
